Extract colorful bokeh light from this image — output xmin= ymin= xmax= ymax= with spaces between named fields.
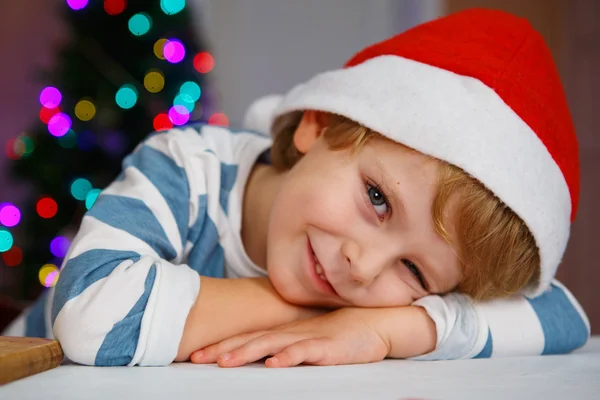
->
xmin=0 ymin=204 xmax=21 ymax=227
xmin=85 ymin=188 xmax=101 ymax=210
xmin=39 ymin=86 xmax=62 ymax=108
xmin=48 ymin=113 xmax=72 ymax=137
xmin=193 ymin=52 xmax=214 ymax=73
xmin=169 ymin=105 xmax=190 ymax=126
xmin=40 ymin=106 xmax=61 ymax=124
xmin=37 ymin=197 xmax=58 ymax=219
xmin=71 ymin=178 xmax=93 ymax=201
xmin=115 ymin=84 xmax=138 ymax=109
xmin=13 ymin=135 xmax=34 ymax=157
xmin=144 ymin=70 xmax=165 ymax=93
xmin=0 ymin=230 xmax=13 ymax=252
xmin=104 ymin=0 xmax=126 ymax=15
xmin=2 ymin=245 xmax=22 ymax=267
xmin=5 ymin=138 xmax=20 ymax=160
xmin=174 ymin=94 xmax=194 ymax=113
xmin=67 ymin=0 xmax=89 ymax=10
xmin=208 ymin=113 xmax=229 ymax=127
xmin=58 ymin=129 xmax=77 ymax=149
xmin=153 ymin=113 xmax=173 ymax=131
xmin=180 ymin=81 xmax=201 ymax=102
xmin=50 ymin=236 xmax=71 ymax=258
xmin=75 ymin=99 xmax=96 ymax=121
xmin=164 ymin=39 xmax=185 ymax=63
xmin=154 ymin=38 xmax=168 ymax=59
xmin=160 ymin=0 xmax=185 ymax=15
xmin=128 ymin=13 xmax=151 ymax=36
xmin=39 ymin=264 xmax=60 ymax=288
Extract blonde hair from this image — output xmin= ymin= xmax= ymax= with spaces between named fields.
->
xmin=271 ymin=112 xmax=540 ymax=300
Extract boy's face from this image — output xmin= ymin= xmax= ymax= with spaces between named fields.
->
xmin=266 ymin=112 xmax=463 ymax=308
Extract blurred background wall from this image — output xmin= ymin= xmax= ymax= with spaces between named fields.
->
xmin=0 ymin=0 xmax=598 ymax=333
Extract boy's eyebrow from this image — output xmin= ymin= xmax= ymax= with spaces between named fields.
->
xmin=375 ymin=160 xmax=442 ymax=294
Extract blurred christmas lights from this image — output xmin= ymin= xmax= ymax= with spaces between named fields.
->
xmin=75 ymin=99 xmax=96 ymax=121
xmin=154 ymin=38 xmax=168 ymax=59
xmin=85 ymin=188 xmax=101 ymax=210
xmin=161 ymin=0 xmax=186 ymax=15
xmin=104 ymin=0 xmax=126 ymax=15
xmin=208 ymin=113 xmax=229 ymax=127
xmin=48 ymin=112 xmax=72 ymax=137
xmin=194 ymin=52 xmax=214 ymax=73
xmin=169 ymin=105 xmax=190 ymax=126
xmin=50 ymin=236 xmax=71 ymax=258
xmin=164 ymin=39 xmax=185 ymax=63
xmin=153 ymin=113 xmax=173 ymax=131
xmin=39 ymin=86 xmax=62 ymax=108
xmin=66 ymin=0 xmax=88 ymax=10
xmin=0 ymin=203 xmax=21 ymax=227
xmin=0 ymin=230 xmax=14 ymax=252
xmin=71 ymin=178 xmax=93 ymax=201
xmin=129 ymin=13 xmax=152 ymax=36
xmin=115 ymin=84 xmax=138 ymax=109
xmin=36 ymin=197 xmax=58 ymax=219
xmin=2 ymin=245 xmax=22 ymax=267
xmin=39 ymin=264 xmax=60 ymax=288
xmin=144 ymin=70 xmax=165 ymax=93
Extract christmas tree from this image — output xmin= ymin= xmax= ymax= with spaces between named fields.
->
xmin=1 ymin=0 xmax=223 ymax=301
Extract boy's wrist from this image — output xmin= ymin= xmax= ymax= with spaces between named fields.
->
xmin=366 ymin=305 xmax=437 ymax=359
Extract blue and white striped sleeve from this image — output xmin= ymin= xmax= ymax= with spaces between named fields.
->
xmin=52 ymin=130 xmax=201 ymax=367
xmin=411 ymin=280 xmax=590 ymax=360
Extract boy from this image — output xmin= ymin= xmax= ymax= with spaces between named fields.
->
xmin=3 ymin=8 xmax=590 ymax=367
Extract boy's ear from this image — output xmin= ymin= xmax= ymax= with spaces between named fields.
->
xmin=293 ymin=110 xmax=328 ymax=154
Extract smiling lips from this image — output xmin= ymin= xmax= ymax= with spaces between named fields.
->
xmin=307 ymin=238 xmax=339 ymax=297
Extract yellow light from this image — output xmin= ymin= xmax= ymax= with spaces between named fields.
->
xmin=38 ymin=264 xmax=60 ymax=287
xmin=144 ymin=70 xmax=165 ymax=93
xmin=154 ymin=38 xmax=168 ymax=60
xmin=74 ymin=99 xmax=96 ymax=121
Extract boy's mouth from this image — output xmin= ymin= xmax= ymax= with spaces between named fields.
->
xmin=307 ymin=237 xmax=340 ymax=297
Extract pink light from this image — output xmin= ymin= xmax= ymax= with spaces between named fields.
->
xmin=163 ymin=39 xmax=185 ymax=64
xmin=168 ymin=105 xmax=190 ymax=126
xmin=0 ymin=204 xmax=21 ymax=227
xmin=48 ymin=113 xmax=72 ymax=137
xmin=39 ymin=87 xmax=62 ymax=108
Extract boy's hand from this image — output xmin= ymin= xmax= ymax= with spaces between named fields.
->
xmin=189 ymin=307 xmax=390 ymax=368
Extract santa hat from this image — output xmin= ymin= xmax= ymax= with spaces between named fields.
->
xmin=244 ymin=8 xmax=579 ymax=297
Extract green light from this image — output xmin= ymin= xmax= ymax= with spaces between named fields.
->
xmin=116 ymin=84 xmax=138 ymax=109
xmin=161 ymin=0 xmax=186 ymax=15
xmin=174 ymin=94 xmax=195 ymax=113
xmin=71 ymin=178 xmax=93 ymax=201
xmin=180 ymin=81 xmax=201 ymax=102
xmin=128 ymin=13 xmax=152 ymax=36
xmin=0 ymin=230 xmax=13 ymax=252
xmin=85 ymin=188 xmax=101 ymax=210
xmin=58 ymin=129 xmax=77 ymax=149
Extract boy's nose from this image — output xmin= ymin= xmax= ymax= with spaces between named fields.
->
xmin=342 ymin=239 xmax=394 ymax=286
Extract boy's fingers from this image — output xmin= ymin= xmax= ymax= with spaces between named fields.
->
xmin=217 ymin=332 xmax=302 ymax=368
xmin=190 ymin=331 xmax=266 ymax=364
xmin=266 ymin=338 xmax=330 ymax=368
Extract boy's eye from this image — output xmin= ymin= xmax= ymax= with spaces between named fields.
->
xmin=366 ymin=183 xmax=389 ymax=217
xmin=402 ymin=259 xmax=427 ymax=291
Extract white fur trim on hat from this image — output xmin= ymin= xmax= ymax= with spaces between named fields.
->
xmin=273 ymin=55 xmax=571 ymax=297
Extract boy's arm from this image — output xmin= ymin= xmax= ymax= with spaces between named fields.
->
xmin=387 ymin=280 xmax=590 ymax=360
xmin=52 ymin=127 xmax=309 ymax=367
xmin=175 ymin=276 xmax=322 ymax=362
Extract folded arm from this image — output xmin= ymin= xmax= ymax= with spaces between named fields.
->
xmin=52 ymin=127 xmax=315 ymax=366
xmin=400 ymin=280 xmax=590 ymax=360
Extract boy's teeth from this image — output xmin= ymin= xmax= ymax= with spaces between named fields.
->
xmin=315 ymin=263 xmax=328 ymax=281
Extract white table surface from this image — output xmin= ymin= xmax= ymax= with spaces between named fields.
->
xmin=3 ymin=337 xmax=599 ymax=400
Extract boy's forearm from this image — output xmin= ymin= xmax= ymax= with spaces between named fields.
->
xmin=175 ymin=276 xmax=319 ymax=361
xmin=368 ymin=305 xmax=437 ymax=359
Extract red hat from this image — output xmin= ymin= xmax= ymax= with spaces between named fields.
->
xmin=251 ymin=8 xmax=579 ymax=296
